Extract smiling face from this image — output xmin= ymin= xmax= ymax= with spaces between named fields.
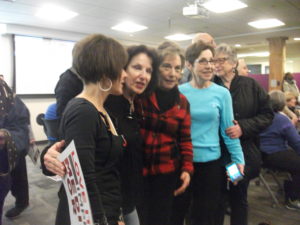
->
xmin=124 ymin=53 xmax=153 ymax=96
xmin=158 ymin=54 xmax=182 ymax=90
xmin=187 ymin=49 xmax=214 ymax=83
xmin=214 ymin=52 xmax=236 ymax=77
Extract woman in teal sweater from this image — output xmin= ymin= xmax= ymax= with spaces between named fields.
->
xmin=178 ymin=41 xmax=244 ymax=225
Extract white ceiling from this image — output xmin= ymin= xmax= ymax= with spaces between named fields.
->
xmin=0 ymin=0 xmax=300 ymax=54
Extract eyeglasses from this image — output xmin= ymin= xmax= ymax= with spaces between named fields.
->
xmin=214 ymin=57 xmax=229 ymax=65
xmin=195 ymin=59 xmax=216 ymax=66
xmin=160 ymin=63 xmax=182 ymax=73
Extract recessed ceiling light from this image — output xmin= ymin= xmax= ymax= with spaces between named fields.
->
xmin=235 ymin=44 xmax=241 ymax=47
xmin=203 ymin=0 xmax=247 ymax=13
xmin=248 ymin=18 xmax=285 ymax=29
xmin=111 ymin=21 xmax=148 ymax=33
xmin=36 ymin=4 xmax=78 ymax=22
xmin=0 ymin=23 xmax=7 ymax=34
xmin=238 ymin=52 xmax=270 ymax=57
xmin=294 ymin=37 xmax=300 ymax=41
xmin=165 ymin=33 xmax=192 ymax=41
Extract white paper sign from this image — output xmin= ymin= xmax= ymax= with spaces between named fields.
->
xmin=58 ymin=140 xmax=94 ymax=225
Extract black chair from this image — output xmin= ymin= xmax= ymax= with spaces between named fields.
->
xmin=36 ymin=113 xmax=60 ymax=144
xmin=257 ymin=167 xmax=292 ymax=208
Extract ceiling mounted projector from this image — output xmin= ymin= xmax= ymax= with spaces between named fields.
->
xmin=183 ymin=3 xmax=209 ymax=19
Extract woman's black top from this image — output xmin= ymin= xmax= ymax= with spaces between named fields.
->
xmin=105 ymin=95 xmax=143 ymax=214
xmin=58 ymin=98 xmax=123 ymax=224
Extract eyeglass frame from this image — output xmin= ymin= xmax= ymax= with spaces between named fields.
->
xmin=194 ymin=59 xmax=216 ymax=66
xmin=213 ymin=57 xmax=229 ymax=65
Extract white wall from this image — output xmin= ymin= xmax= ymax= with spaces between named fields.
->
xmin=244 ymin=57 xmax=300 ymax=74
xmin=0 ymin=30 xmax=59 ymax=141
xmin=0 ymin=25 xmax=145 ymax=141
xmin=0 ymin=34 xmax=13 ymax=86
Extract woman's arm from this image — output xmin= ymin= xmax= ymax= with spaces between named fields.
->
xmin=174 ymin=98 xmax=193 ymax=195
xmin=220 ymin=90 xmax=245 ymax=165
xmin=177 ymin=98 xmax=193 ymax=174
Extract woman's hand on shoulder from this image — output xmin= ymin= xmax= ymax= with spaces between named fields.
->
xmin=44 ymin=140 xmax=66 ymax=177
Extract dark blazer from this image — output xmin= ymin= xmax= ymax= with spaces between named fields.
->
xmin=214 ymin=75 xmax=274 ymax=179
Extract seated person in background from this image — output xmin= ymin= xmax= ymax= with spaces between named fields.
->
xmin=37 ymin=103 xmax=59 ymax=144
xmin=282 ymin=72 xmax=300 ymax=98
xmin=285 ymin=92 xmax=300 ymax=117
xmin=260 ymin=90 xmax=300 ymax=210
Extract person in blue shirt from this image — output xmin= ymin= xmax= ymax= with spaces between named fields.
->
xmin=178 ymin=41 xmax=244 ymax=225
xmin=260 ymin=90 xmax=300 ymax=210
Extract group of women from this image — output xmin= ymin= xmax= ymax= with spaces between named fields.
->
xmin=41 ymin=33 xmax=273 ymax=225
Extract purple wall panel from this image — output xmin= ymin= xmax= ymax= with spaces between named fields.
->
xmin=248 ymin=74 xmax=269 ymax=91
xmin=248 ymin=73 xmax=300 ymax=92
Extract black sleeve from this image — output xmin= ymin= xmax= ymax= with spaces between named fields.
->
xmin=238 ymin=81 xmax=274 ymax=138
xmin=40 ymin=144 xmax=55 ymax=176
xmin=54 ymin=70 xmax=83 ymax=117
xmin=62 ymin=104 xmax=105 ymax=222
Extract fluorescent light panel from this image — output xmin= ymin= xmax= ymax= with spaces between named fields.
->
xmin=36 ymin=4 xmax=78 ymax=22
xmin=0 ymin=24 xmax=7 ymax=34
xmin=203 ymin=0 xmax=247 ymax=13
xmin=238 ymin=52 xmax=270 ymax=58
xmin=111 ymin=21 xmax=148 ymax=33
xmin=248 ymin=18 xmax=285 ymax=29
xmin=235 ymin=44 xmax=241 ymax=47
xmin=165 ymin=33 xmax=192 ymax=41
xmin=294 ymin=37 xmax=300 ymax=41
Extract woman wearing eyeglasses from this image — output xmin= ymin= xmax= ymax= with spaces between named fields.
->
xmin=178 ymin=41 xmax=244 ymax=225
xmin=135 ymin=41 xmax=193 ymax=225
xmin=213 ymin=43 xmax=273 ymax=225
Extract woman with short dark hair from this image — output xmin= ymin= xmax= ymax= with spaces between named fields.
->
xmin=43 ymin=33 xmax=128 ymax=225
xmin=42 ymin=42 xmax=159 ymax=225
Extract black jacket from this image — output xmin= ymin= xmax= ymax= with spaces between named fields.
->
xmin=214 ymin=75 xmax=274 ymax=179
xmin=54 ymin=68 xmax=83 ymax=117
xmin=105 ymin=95 xmax=143 ymax=214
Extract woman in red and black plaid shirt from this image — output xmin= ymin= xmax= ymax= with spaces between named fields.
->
xmin=136 ymin=42 xmax=193 ymax=225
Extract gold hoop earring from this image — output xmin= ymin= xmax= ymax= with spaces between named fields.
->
xmin=99 ymin=79 xmax=112 ymax=92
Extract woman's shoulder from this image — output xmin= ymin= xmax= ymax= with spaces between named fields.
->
xmin=64 ymin=98 xmax=98 ymax=118
xmin=212 ymin=82 xmax=230 ymax=94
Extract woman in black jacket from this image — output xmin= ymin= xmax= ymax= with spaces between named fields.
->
xmin=213 ymin=43 xmax=273 ymax=225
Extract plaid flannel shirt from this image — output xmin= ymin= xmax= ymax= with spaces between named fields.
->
xmin=136 ymin=92 xmax=193 ymax=176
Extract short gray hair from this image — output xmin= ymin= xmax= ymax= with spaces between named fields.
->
xmin=215 ymin=43 xmax=237 ymax=64
xmin=269 ymin=90 xmax=286 ymax=112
